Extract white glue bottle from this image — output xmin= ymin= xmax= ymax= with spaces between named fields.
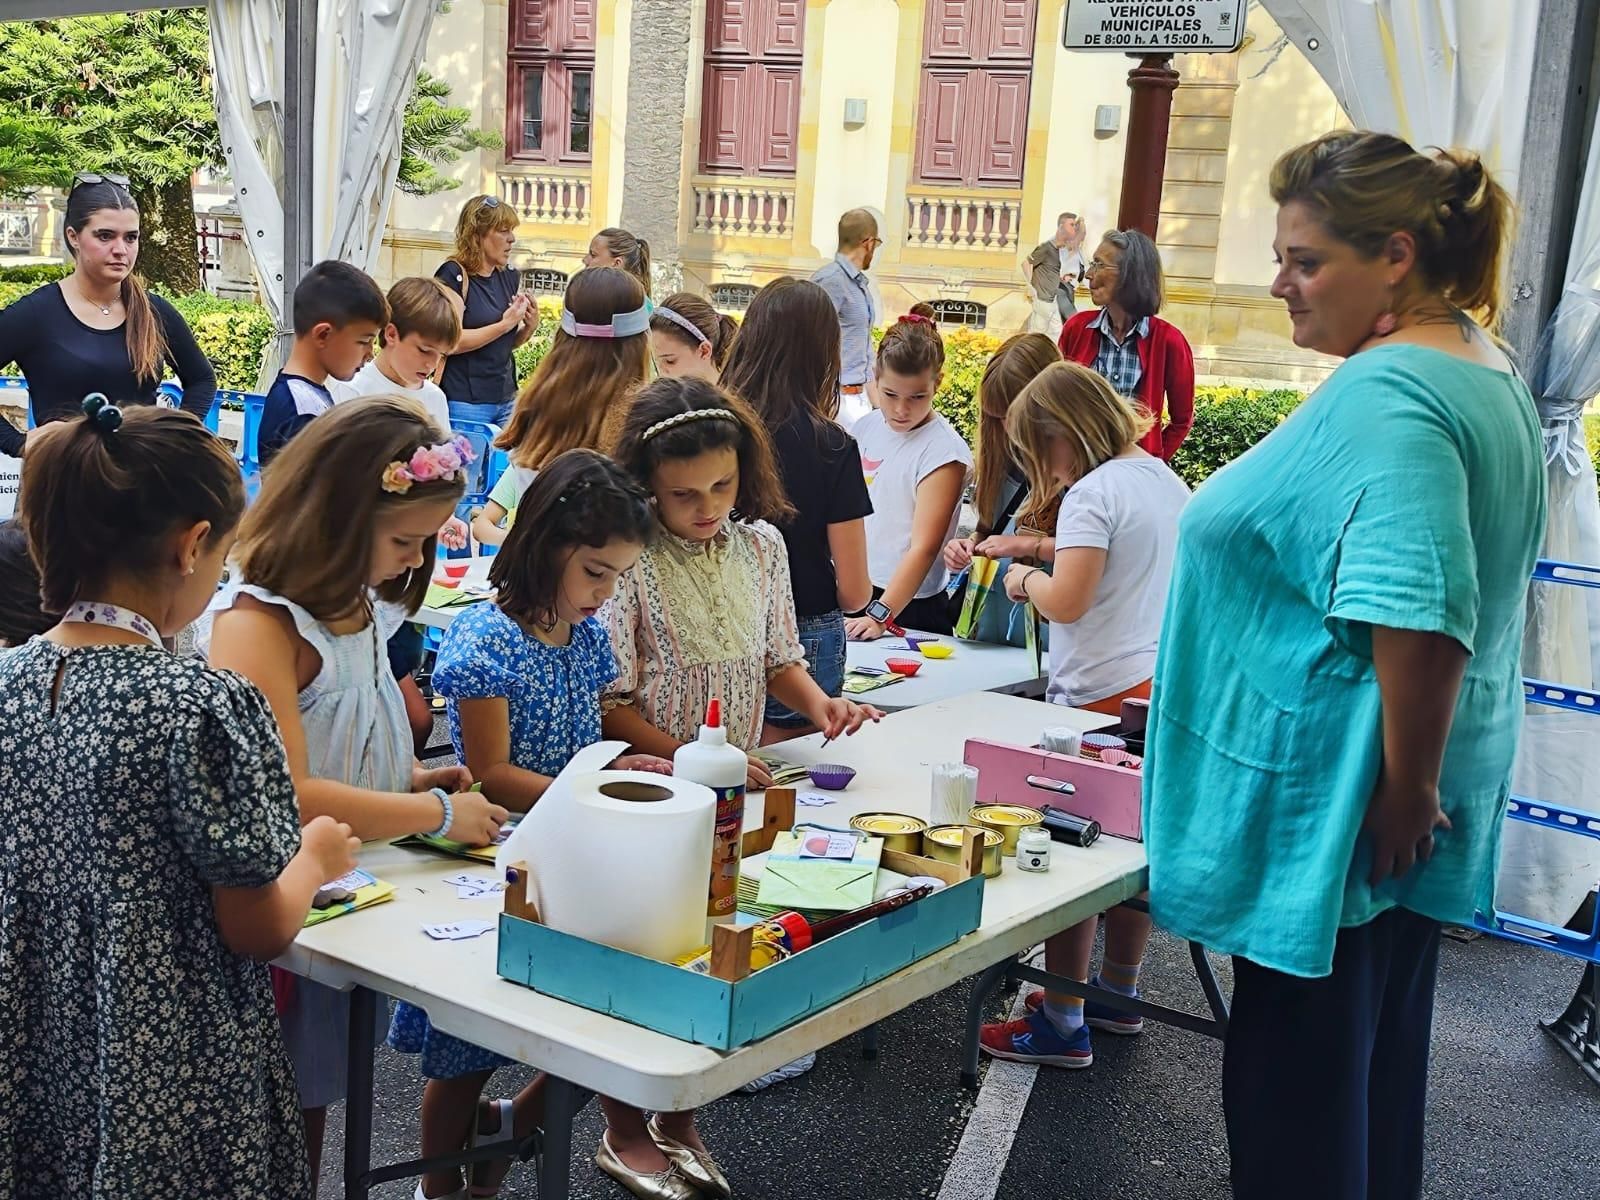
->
xmin=673 ymin=698 xmax=748 ymax=941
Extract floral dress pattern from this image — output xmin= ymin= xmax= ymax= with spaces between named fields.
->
xmin=602 ymin=520 xmax=806 ymax=747
xmin=388 ymin=604 xmax=616 ymax=1078
xmin=0 ymin=641 xmax=308 ymax=1198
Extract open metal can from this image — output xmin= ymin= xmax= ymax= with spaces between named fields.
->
xmin=924 ymin=824 xmax=1003 ymax=878
xmin=849 ymin=812 xmax=928 ymax=856
xmin=968 ymin=804 xmax=1045 ymax=856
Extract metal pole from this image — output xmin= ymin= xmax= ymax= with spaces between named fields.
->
xmin=1115 ymin=54 xmax=1180 ymax=238
xmin=1502 ymin=0 xmax=1599 ymax=374
xmin=282 ymin=0 xmax=317 ymax=323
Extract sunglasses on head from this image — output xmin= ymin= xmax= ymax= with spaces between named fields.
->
xmin=479 ymin=195 xmax=502 ymax=209
xmin=73 ymin=171 xmax=131 ymax=189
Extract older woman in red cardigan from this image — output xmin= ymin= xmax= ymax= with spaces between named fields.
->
xmin=1059 ymin=228 xmax=1195 ymax=461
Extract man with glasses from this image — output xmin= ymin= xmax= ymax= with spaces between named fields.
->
xmin=1023 ymin=211 xmax=1086 ymax=339
xmin=812 ymin=208 xmax=882 ymax=431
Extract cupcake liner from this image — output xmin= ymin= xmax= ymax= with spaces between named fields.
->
xmin=808 ymin=764 xmax=857 ymax=790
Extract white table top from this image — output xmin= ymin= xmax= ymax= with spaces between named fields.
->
xmin=280 ymin=691 xmax=1135 ymax=1111
xmin=416 ymin=559 xmax=1042 ymax=709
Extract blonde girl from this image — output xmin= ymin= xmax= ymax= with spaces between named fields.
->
xmin=981 ymin=360 xmax=1188 ymax=1073
xmin=471 ymin=266 xmax=651 ymax=547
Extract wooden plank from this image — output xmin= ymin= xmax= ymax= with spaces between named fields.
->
xmin=742 ymin=786 xmax=796 ymax=857
xmin=503 ymin=862 xmax=542 ymax=924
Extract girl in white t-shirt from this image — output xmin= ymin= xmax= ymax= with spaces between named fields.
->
xmin=847 ymin=305 xmax=972 ymax=639
xmin=981 ymin=360 xmax=1188 ymax=1073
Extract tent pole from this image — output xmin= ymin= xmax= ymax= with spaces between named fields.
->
xmin=1503 ymin=0 xmax=1599 ymax=374
xmin=282 ymin=0 xmax=317 ymax=324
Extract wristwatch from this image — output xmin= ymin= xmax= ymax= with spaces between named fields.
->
xmin=864 ymin=599 xmax=893 ymax=625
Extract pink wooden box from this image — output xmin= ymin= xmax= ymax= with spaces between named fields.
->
xmin=962 ymin=738 xmax=1144 ymax=841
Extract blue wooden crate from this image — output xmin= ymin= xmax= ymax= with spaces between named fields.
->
xmin=497 ymin=871 xmax=985 ymax=1049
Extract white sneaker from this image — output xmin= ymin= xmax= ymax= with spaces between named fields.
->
xmin=738 ymin=1052 xmax=816 ymax=1093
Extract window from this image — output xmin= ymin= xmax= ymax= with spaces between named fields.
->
xmin=520 ymin=268 xmax=570 ymax=295
xmin=710 ymin=282 xmax=759 ymax=311
xmin=698 ymin=0 xmax=805 ymax=176
xmin=915 ymin=0 xmax=1036 ymax=187
xmin=507 ymin=1 xmax=596 ymax=164
xmin=929 ymin=299 xmax=987 ymax=329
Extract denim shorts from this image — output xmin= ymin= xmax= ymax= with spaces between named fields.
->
xmin=447 ymin=398 xmax=514 ymax=429
xmin=764 ymin=610 xmax=847 ymax=729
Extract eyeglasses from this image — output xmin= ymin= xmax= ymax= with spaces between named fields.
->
xmin=73 ymin=171 xmax=131 ymax=189
xmin=1088 ymin=259 xmax=1120 ymax=274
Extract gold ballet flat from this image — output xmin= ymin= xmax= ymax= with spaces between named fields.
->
xmin=646 ymin=1116 xmax=732 ymax=1199
xmin=594 ymin=1132 xmax=701 ymax=1200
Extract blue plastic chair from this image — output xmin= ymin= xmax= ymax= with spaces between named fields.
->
xmin=156 ymin=381 xmax=224 ymax=434
xmin=234 ymin=393 xmax=266 ymax=474
xmin=448 ymin=419 xmax=503 ymax=508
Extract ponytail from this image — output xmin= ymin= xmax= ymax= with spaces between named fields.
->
xmin=121 ymin=273 xmax=169 ymax=386
xmin=876 ymin=302 xmax=945 ymax=377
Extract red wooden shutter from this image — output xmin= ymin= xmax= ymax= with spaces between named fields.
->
xmin=512 ymin=0 xmax=550 ymax=51
xmin=917 ymin=69 xmax=975 ymax=182
xmin=700 ymin=65 xmax=749 ymax=171
xmin=756 ymin=66 xmax=801 ymax=171
xmin=763 ymin=0 xmax=806 ymax=58
xmin=975 ymin=69 xmax=1029 ymax=184
xmin=707 ymin=0 xmax=755 ymax=55
xmin=561 ymin=0 xmax=598 ymax=52
xmin=984 ymin=0 xmax=1036 ymax=60
xmin=925 ymin=0 xmax=977 ymax=58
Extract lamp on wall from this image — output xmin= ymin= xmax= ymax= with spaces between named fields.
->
xmin=1094 ymin=104 xmax=1121 ymax=139
xmin=844 ymin=98 xmax=867 ymax=129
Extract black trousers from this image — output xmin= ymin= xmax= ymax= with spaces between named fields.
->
xmin=1224 ymin=906 xmax=1442 ymax=1200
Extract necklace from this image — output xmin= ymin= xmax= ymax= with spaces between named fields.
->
xmin=61 ymin=601 xmax=163 ymax=648
xmin=70 ymin=276 xmax=117 ymax=316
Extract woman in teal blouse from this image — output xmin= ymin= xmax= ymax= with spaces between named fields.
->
xmin=1143 ymin=132 xmax=1545 ymax=1200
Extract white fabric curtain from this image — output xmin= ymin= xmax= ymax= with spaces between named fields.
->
xmin=1264 ymin=0 xmax=1598 ymax=927
xmin=208 ymin=0 xmax=441 ymax=381
xmin=1260 ymin=1 xmax=1537 ymax=190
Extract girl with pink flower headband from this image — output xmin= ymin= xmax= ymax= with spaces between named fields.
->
xmin=203 ymin=396 xmax=512 ymax=1185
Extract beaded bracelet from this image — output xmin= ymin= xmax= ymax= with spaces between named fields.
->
xmin=429 ymin=787 xmax=453 ymax=838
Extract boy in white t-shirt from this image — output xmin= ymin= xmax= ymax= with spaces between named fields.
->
xmin=982 ymin=361 xmax=1188 ymax=1073
xmin=846 ymin=308 xmax=972 ymax=640
xmin=329 ymin=276 xmax=461 ymax=435
xmin=329 ymin=276 xmax=469 ymax=750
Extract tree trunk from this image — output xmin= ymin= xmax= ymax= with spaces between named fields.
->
xmin=618 ymin=0 xmax=691 ymax=297
xmin=135 ymin=176 xmax=201 ymax=294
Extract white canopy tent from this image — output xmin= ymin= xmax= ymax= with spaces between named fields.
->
xmin=1266 ymin=0 xmax=1600 ymax=928
xmin=208 ymin=0 xmax=441 ymax=381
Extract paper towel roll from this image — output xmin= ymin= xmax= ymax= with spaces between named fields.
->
xmin=498 ymin=746 xmax=716 ymax=961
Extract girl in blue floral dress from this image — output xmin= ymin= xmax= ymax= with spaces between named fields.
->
xmin=0 ymin=401 xmax=359 ymax=1199
xmin=389 ymin=450 xmax=681 ymax=1200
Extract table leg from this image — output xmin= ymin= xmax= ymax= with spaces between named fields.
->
xmin=538 ymin=1075 xmax=579 ymax=1200
xmin=861 ymin=1022 xmax=880 ymax=1061
xmin=343 ymin=986 xmax=379 ymax=1200
xmin=960 ymin=959 xmax=1014 ymax=1089
xmin=1188 ymin=940 xmax=1230 ymax=1035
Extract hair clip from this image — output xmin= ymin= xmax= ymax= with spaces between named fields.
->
xmin=561 ymin=302 xmax=651 ymax=339
xmin=81 ymin=392 xmax=123 ymax=433
xmin=381 ymin=434 xmax=476 ymax=494
xmin=640 ymin=408 xmax=740 ymax=443
xmin=653 ymin=306 xmax=710 ymax=347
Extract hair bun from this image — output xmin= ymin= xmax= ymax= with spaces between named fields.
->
xmin=81 ymin=392 xmax=123 ymax=433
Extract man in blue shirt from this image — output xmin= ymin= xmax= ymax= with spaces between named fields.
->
xmin=811 ymin=208 xmax=881 ymax=431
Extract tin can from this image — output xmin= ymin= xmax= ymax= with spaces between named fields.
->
xmin=968 ymin=804 xmax=1045 ymax=856
xmin=1016 ymin=828 xmax=1052 ymax=872
xmin=924 ymin=824 xmax=1003 ymax=878
xmin=850 ymin=812 xmax=928 ymax=856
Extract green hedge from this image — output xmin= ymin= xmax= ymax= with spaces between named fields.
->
xmin=0 ymin=263 xmax=70 ymax=285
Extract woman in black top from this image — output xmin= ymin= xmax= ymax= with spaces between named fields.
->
xmin=0 ymin=175 xmax=215 ymax=458
xmin=435 ymin=194 xmax=536 ymax=427
xmin=722 ymin=277 xmax=873 ymax=740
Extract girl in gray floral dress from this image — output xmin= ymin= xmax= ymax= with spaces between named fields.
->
xmin=0 ymin=400 xmax=358 ymax=1198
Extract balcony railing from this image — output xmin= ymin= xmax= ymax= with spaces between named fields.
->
xmin=499 ymin=173 xmax=591 ymax=226
xmin=691 ymin=180 xmax=794 ymax=239
xmin=906 ymin=192 xmax=1021 ymax=252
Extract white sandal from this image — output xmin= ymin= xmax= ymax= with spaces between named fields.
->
xmin=414 ymin=1184 xmax=467 ymax=1200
